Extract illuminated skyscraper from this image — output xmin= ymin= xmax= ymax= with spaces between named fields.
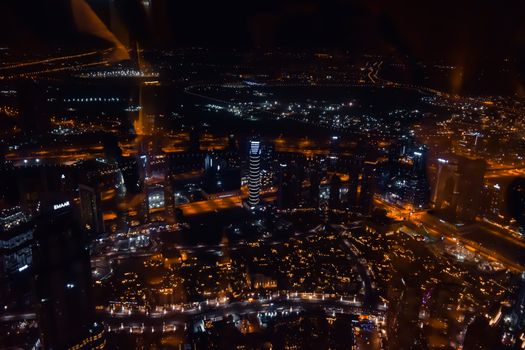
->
xmin=0 ymin=207 xmax=34 ymax=278
xmin=359 ymin=160 xmax=378 ymax=214
xmin=203 ymin=151 xmax=241 ymax=195
xmin=499 ymin=272 xmax=525 ymax=348
xmin=403 ymin=147 xmax=430 ymax=209
xmin=247 ymin=139 xmax=262 ymax=209
xmin=32 ymin=196 xmax=105 ymax=349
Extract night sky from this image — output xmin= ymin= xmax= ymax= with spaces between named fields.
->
xmin=1 ymin=0 xmax=525 ymax=64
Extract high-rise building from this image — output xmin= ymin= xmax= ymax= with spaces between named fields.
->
xmin=277 ymin=162 xmax=302 ymax=209
xmin=347 ymin=155 xmax=364 ymax=207
xmin=18 ymin=81 xmax=51 ymax=137
xmin=403 ymin=147 xmax=430 ymax=209
xmin=163 ymin=181 xmax=176 ymax=223
xmin=0 ymin=145 xmax=6 ymax=169
xmin=0 ymin=165 xmax=77 ymax=216
xmin=203 ymin=151 xmax=241 ymax=195
xmin=188 ymin=127 xmax=201 ymax=152
xmin=118 ymin=156 xmax=144 ymax=194
xmin=0 ymin=206 xmax=34 ymax=278
xmin=507 ymin=177 xmax=525 ymax=235
xmin=359 ymin=160 xmax=378 ymax=214
xmin=32 ymin=195 xmax=105 ymax=349
xmin=329 ymin=135 xmax=342 ymax=158
xmin=247 ymin=139 xmax=262 ymax=209
xmin=308 ymin=169 xmax=321 ymax=207
xmin=329 ymin=174 xmax=342 ymax=209
xmin=509 ymin=273 xmax=525 ymax=330
xmin=78 ymin=184 xmax=104 ymax=236
xmin=380 ymin=140 xmax=430 ymax=210
xmin=433 ymin=156 xmax=487 ymax=222
xmin=277 ymin=163 xmax=288 ymax=209
xmin=227 ymin=134 xmax=238 ymax=152
xmin=480 ymin=178 xmax=520 ymax=229
xmin=500 ymin=272 xmax=525 ymax=348
xmin=385 ymin=141 xmax=403 ymax=180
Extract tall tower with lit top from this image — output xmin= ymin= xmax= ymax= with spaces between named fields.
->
xmin=247 ymin=139 xmax=262 ymax=209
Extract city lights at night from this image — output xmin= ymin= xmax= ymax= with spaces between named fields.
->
xmin=1 ymin=1 xmax=525 ymax=349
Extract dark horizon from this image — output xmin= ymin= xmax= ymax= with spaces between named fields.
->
xmin=1 ymin=0 xmax=525 ymax=61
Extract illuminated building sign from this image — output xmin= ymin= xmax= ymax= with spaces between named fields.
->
xmin=53 ymin=201 xmax=70 ymax=211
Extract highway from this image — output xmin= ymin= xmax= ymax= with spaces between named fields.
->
xmin=0 ymin=50 xmax=107 ymax=71
xmin=417 ymin=215 xmax=524 ymax=272
xmin=374 ymin=197 xmax=525 ymax=272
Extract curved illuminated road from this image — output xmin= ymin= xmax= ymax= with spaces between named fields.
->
xmin=101 ymin=293 xmax=387 ymax=329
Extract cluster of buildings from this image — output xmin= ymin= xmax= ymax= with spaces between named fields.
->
xmin=2 ymin=119 xmax=524 ymax=348
xmin=1 ymin=44 xmax=525 ymax=349
xmin=0 ymin=194 xmax=105 ymax=349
